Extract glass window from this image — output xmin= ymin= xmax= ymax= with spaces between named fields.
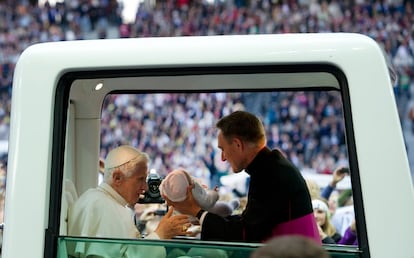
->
xmin=56 ymin=66 xmax=361 ymax=258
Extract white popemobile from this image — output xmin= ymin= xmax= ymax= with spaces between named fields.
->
xmin=3 ymin=33 xmax=414 ymax=258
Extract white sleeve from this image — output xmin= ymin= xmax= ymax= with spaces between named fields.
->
xmin=192 ymin=182 xmax=219 ymax=210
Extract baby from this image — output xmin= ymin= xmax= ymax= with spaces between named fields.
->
xmin=159 ymin=168 xmax=239 ymax=218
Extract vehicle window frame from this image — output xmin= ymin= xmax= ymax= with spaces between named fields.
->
xmin=49 ymin=64 xmax=367 ymax=258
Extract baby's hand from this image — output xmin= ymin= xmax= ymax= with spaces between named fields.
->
xmin=184 ymin=224 xmax=201 ymax=237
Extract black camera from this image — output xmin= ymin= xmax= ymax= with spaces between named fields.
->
xmin=339 ymin=167 xmax=350 ymax=174
xmin=138 ymin=170 xmax=165 ymax=204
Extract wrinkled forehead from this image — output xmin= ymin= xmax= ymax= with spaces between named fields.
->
xmin=128 ymin=162 xmax=149 ymax=177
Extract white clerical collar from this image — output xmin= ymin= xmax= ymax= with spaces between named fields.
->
xmin=98 ymin=182 xmax=129 ymax=207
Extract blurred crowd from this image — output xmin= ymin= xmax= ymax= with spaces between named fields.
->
xmin=100 ymin=92 xmax=348 ymax=190
xmin=0 ymin=0 xmax=413 ymax=209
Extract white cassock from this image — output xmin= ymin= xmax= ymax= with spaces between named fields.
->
xmin=67 ymin=182 xmax=166 ymax=258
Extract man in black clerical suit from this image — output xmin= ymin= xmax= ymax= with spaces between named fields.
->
xmin=168 ymin=111 xmax=320 ymax=243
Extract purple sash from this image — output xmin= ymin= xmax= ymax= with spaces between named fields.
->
xmin=270 ymin=213 xmax=321 ymax=244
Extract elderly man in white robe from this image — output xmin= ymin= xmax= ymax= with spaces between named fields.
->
xmin=67 ymin=145 xmax=191 ymax=258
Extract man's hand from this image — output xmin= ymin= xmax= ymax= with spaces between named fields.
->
xmin=154 ymin=206 xmax=192 ymax=239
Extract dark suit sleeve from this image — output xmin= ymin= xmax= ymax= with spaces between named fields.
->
xmin=200 ymin=213 xmax=244 ymax=242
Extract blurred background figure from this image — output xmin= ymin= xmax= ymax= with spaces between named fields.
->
xmin=250 ymin=235 xmax=331 ymax=258
xmin=312 ymin=198 xmax=342 ymax=244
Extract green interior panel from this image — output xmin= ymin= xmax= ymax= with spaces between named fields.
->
xmin=57 ymin=237 xmax=361 ymax=258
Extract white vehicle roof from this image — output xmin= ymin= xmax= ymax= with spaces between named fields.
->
xmin=4 ymin=33 xmax=414 ymax=258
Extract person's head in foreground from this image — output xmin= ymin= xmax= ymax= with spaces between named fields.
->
xmin=250 ymin=235 xmax=331 ymax=258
